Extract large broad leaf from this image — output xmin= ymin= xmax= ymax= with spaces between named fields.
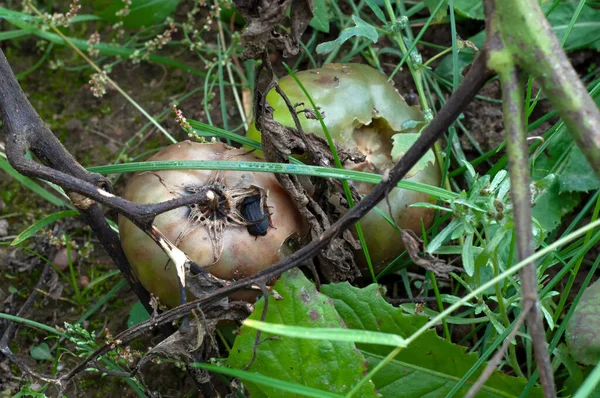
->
xmin=94 ymin=0 xmax=179 ymax=29
xmin=532 ymin=173 xmax=580 ymax=233
xmin=227 ymin=269 xmax=378 ymax=397
xmin=546 ymin=2 xmax=600 ymax=51
xmin=320 ymin=283 xmax=543 ymax=397
xmin=424 ymin=0 xmax=448 ymax=22
xmin=558 ymin=146 xmax=600 ymax=192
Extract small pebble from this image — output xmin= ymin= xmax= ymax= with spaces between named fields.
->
xmin=78 ymin=275 xmax=90 ymax=287
xmin=0 ymin=219 xmax=8 ymax=237
xmin=51 ymin=248 xmax=78 ymax=271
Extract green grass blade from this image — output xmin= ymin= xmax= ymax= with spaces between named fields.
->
xmin=10 ymin=210 xmax=79 ymax=246
xmin=244 ymin=319 xmax=407 ymax=347
xmin=0 ymin=313 xmax=67 ymax=338
xmin=0 ymin=30 xmax=29 ymax=40
xmin=77 ymin=279 xmax=127 ymax=325
xmin=193 ymin=363 xmax=344 ymax=398
xmin=88 ymin=160 xmax=455 ymax=200
xmin=188 ymin=120 xmax=262 ymax=151
xmin=0 ymin=155 xmax=68 ymax=207
xmin=2 ymin=11 xmax=207 ymax=77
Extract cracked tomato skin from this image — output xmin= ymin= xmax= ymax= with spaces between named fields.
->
xmin=247 ymin=63 xmax=441 ymax=270
xmin=118 ymin=141 xmax=306 ymax=308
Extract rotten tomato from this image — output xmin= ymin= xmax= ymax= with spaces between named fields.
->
xmin=248 ymin=63 xmax=442 ymax=271
xmin=118 ymin=141 xmax=306 ymax=307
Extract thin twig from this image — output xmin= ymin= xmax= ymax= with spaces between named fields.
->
xmin=500 ymin=65 xmax=556 ymax=396
xmin=261 ymin=52 xmax=321 ymax=163
xmin=243 ymin=282 xmax=270 ymax=370
xmin=91 ymin=361 xmax=135 ymax=378
xmin=0 ymin=48 xmax=154 ymax=314
xmin=464 ymin=301 xmax=532 ymax=398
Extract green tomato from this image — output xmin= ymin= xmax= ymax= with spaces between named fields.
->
xmin=119 ymin=141 xmax=306 ymax=307
xmin=248 ymin=63 xmax=441 ymax=271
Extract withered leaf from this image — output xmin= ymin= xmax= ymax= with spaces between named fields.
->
xmin=401 ymin=229 xmax=462 ymax=279
xmin=233 ymin=0 xmax=314 ymax=58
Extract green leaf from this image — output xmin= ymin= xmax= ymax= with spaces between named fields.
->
xmin=70 ymin=15 xmax=104 ymax=24
xmin=532 ymin=174 xmax=580 ymax=233
xmin=316 ymin=15 xmax=379 ymax=55
xmin=309 ymin=0 xmax=330 ymax=33
xmin=453 ymin=0 xmax=484 ymax=20
xmin=390 ymin=133 xmax=435 ymax=178
xmin=567 ymin=278 xmax=600 ymax=365
xmin=94 ymin=0 xmax=180 ymax=29
xmin=30 ymin=342 xmax=53 ymax=361
xmin=425 ymin=0 xmax=447 ymax=22
xmin=427 ymin=218 xmax=461 ymax=253
xmin=13 ymin=382 xmax=48 ymax=398
xmin=0 ymin=6 xmax=38 ymax=21
xmin=11 ymin=210 xmax=79 ymax=246
xmin=0 ymin=30 xmax=29 ymax=41
xmin=435 ymin=30 xmax=485 ymax=81
xmin=127 ymin=300 xmax=150 ymax=328
xmin=545 ymin=2 xmax=600 ymax=50
xmin=365 ymin=0 xmax=387 ymax=23
xmin=227 ymin=269 xmax=378 ymax=398
xmin=462 ymin=232 xmax=475 ymax=276
xmin=559 ymin=146 xmax=600 ymax=192
xmin=528 ymin=130 xmax=582 ymax=232
xmin=320 ymin=283 xmax=543 ymax=397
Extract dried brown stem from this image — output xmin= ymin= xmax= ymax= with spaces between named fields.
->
xmin=464 ymin=301 xmax=532 ymax=398
xmin=500 ymin=66 xmax=555 ymax=396
xmin=0 ymin=48 xmax=154 ymax=312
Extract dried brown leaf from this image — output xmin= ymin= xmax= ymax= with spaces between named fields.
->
xmin=401 ymin=229 xmax=462 ymax=279
xmin=233 ymin=0 xmax=314 ymax=58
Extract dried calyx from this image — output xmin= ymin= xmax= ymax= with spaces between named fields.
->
xmin=177 ymin=171 xmax=271 ymax=263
